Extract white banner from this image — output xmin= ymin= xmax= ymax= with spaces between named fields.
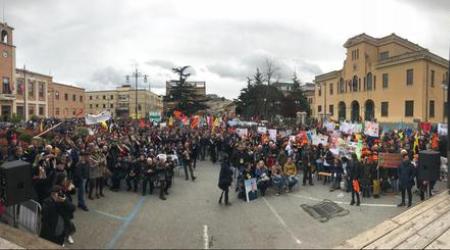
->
xmin=364 ymin=121 xmax=379 ymax=137
xmin=438 ymin=123 xmax=448 ymax=136
xmin=268 ymin=129 xmax=277 ymax=141
xmin=257 ymin=126 xmax=267 ymax=134
xmin=312 ymin=134 xmax=329 ymax=146
xmin=85 ymin=111 xmax=111 ymax=125
xmin=236 ymin=128 xmax=248 ymax=138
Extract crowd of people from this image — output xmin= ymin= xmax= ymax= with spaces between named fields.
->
xmin=0 ymin=117 xmax=448 ymax=247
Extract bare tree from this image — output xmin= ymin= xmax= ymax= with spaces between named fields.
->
xmin=262 ymin=58 xmax=279 ymax=86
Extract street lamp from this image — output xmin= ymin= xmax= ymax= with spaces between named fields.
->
xmin=126 ymin=68 xmax=148 ymax=119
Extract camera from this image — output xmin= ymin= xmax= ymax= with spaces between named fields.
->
xmin=57 ymin=191 xmax=66 ymax=200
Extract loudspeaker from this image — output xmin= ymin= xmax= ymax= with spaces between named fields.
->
xmin=0 ymin=160 xmax=33 ymax=206
xmin=418 ymin=150 xmax=441 ymax=182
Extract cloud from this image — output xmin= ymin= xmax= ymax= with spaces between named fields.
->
xmin=146 ymin=60 xmax=176 ymax=71
xmin=90 ymin=66 xmax=126 ymax=88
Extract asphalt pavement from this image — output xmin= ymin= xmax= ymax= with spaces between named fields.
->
xmin=69 ymin=160 xmax=443 ymax=249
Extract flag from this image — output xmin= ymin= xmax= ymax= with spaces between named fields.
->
xmin=413 ymin=133 xmax=419 ymax=153
xmin=100 ymin=121 xmax=108 ymax=130
xmin=139 ymin=119 xmax=145 ymax=129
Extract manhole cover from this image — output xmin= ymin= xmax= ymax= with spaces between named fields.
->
xmin=301 ymin=200 xmax=349 ymax=222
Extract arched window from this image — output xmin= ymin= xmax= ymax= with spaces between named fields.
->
xmin=338 ymin=102 xmax=346 ymax=121
xmin=1 ymin=30 xmax=8 ymax=43
xmin=367 ymin=72 xmax=373 ymax=91
xmin=352 ymin=76 xmax=358 ymax=92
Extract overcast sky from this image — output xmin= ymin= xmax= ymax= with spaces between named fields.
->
xmin=5 ymin=0 xmax=450 ymax=99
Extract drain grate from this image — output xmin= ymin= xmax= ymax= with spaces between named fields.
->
xmin=301 ymin=199 xmax=349 ymax=223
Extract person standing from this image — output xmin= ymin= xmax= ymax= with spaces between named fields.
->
xmin=218 ymin=155 xmax=233 ymax=205
xmin=73 ymin=152 xmax=89 ymax=211
xmin=349 ymin=153 xmax=362 ymax=206
xmin=182 ymin=142 xmax=196 ymax=181
xmin=301 ymin=144 xmax=314 ymax=186
xmin=398 ymin=154 xmax=414 ymax=207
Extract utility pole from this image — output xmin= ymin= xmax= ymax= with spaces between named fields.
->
xmin=126 ymin=67 xmax=147 ymax=119
xmin=446 ymin=48 xmax=450 ymax=191
xmin=23 ymin=65 xmax=27 ymax=121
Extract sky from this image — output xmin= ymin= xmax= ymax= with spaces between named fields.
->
xmin=5 ymin=0 xmax=450 ymax=99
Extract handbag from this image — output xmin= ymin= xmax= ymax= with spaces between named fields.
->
xmin=352 ymin=180 xmax=360 ymax=193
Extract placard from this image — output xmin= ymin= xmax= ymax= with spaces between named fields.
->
xmin=312 ymin=134 xmax=329 ymax=146
xmin=257 ymin=126 xmax=267 ymax=134
xmin=378 ymin=153 xmax=402 ymax=168
xmin=364 ymin=121 xmax=379 ymax=137
xmin=236 ymin=128 xmax=248 ymax=138
xmin=438 ymin=123 xmax=448 ymax=136
xmin=268 ymin=129 xmax=277 ymax=141
xmin=244 ymin=178 xmax=258 ymax=202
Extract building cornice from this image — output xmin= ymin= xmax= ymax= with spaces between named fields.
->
xmin=377 ymin=50 xmax=449 ymax=69
xmin=315 ymin=70 xmax=341 ymax=82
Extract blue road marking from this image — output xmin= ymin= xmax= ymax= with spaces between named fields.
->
xmin=94 ymin=210 xmax=126 ymax=221
xmin=106 ymin=196 xmax=146 ymax=249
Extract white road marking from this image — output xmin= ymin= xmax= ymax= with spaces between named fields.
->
xmin=288 ymin=193 xmax=397 ymax=208
xmin=262 ymin=197 xmax=302 ymax=245
xmin=203 ymin=224 xmax=209 ymax=249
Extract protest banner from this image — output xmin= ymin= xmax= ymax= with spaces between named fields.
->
xmin=364 ymin=121 xmax=379 ymax=137
xmin=312 ymin=134 xmax=329 ymax=146
xmin=339 ymin=122 xmax=353 ymax=134
xmin=438 ymin=123 xmax=448 ymax=136
xmin=244 ymin=178 xmax=258 ymax=202
xmin=324 ymin=121 xmax=335 ymax=131
xmin=269 ymin=129 xmax=277 ymax=141
xmin=236 ymin=128 xmax=248 ymax=138
xmin=257 ymin=126 xmax=267 ymax=134
xmin=85 ymin=111 xmax=111 ymax=125
xmin=159 ymin=122 xmax=167 ymax=128
xmin=378 ymin=153 xmax=402 ymax=168
xmin=149 ymin=111 xmax=161 ymax=123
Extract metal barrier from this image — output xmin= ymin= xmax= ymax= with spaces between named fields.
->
xmin=0 ymin=200 xmax=41 ymax=236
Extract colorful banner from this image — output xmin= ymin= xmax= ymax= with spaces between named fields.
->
xmin=149 ymin=111 xmax=161 ymax=123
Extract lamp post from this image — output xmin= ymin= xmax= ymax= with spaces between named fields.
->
xmin=126 ymin=68 xmax=148 ymax=119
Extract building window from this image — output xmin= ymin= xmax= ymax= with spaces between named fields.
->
xmin=366 ymin=73 xmax=373 ymax=91
xmin=96 ymin=104 xmax=99 ymax=108
xmin=381 ymin=102 xmax=389 ymax=117
xmin=38 ymin=82 xmax=45 ymax=98
xmin=339 ymin=78 xmax=344 ymax=94
xmin=28 ymin=105 xmax=35 ymax=115
xmin=318 ymin=86 xmax=321 ymax=96
xmin=55 ymin=108 xmax=60 ymax=116
xmin=382 ymin=73 xmax=389 ymax=89
xmin=429 ymin=100 xmax=435 ymax=118
xmin=89 ymin=104 xmax=93 ymax=109
xmin=103 ymin=95 xmax=106 ymax=100
xmin=431 ymin=70 xmax=435 ymax=87
xmin=28 ymin=80 xmax=34 ymax=98
xmin=73 ymin=109 xmax=76 ymax=115
xmin=110 ymin=95 xmax=114 ymax=100
xmin=379 ymin=51 xmax=389 ymax=60
xmin=64 ymin=93 xmax=68 ymax=101
xmin=80 ymin=96 xmax=83 ymax=102
xmin=110 ymin=104 xmax=114 ymax=108
xmin=318 ymin=105 xmax=322 ymax=113
xmin=17 ymin=79 xmax=24 ymax=95
xmin=352 ymin=76 xmax=358 ymax=92
xmin=89 ymin=96 xmax=92 ymax=100
xmin=330 ymin=83 xmax=333 ymax=95
xmin=96 ymin=96 xmax=99 ymax=99
xmin=2 ymin=77 xmax=10 ymax=94
xmin=39 ymin=106 xmax=44 ymax=116
xmin=329 ymin=105 xmax=334 ymax=116
xmin=55 ymin=91 xmax=60 ymax=100
xmin=405 ymin=100 xmax=414 ymax=117
xmin=406 ymin=69 xmax=414 ymax=85
xmin=103 ymin=104 xmax=106 ymax=108
xmin=72 ymin=94 xmax=76 ymax=101
xmin=138 ymin=104 xmax=142 ymax=111
xmin=373 ymin=75 xmax=376 ymax=90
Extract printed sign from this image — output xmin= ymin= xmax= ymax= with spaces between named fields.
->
xmin=244 ymin=178 xmax=258 ymax=202
xmin=269 ymin=129 xmax=277 ymax=141
xmin=236 ymin=128 xmax=248 ymax=138
xmin=257 ymin=127 xmax=267 ymax=134
xmin=312 ymin=134 xmax=329 ymax=146
xmin=438 ymin=123 xmax=448 ymax=136
xmin=149 ymin=111 xmax=161 ymax=123
xmin=364 ymin=121 xmax=379 ymax=137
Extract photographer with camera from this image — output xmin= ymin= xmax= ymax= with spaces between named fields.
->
xmin=40 ymin=185 xmax=76 ymax=246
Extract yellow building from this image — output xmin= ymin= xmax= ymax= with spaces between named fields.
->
xmin=85 ymin=85 xmax=163 ymax=119
xmin=314 ymin=33 xmax=448 ymax=125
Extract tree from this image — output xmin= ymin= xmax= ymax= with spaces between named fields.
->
xmin=281 ymin=72 xmax=310 ymax=117
xmin=168 ymin=65 xmax=207 ymax=115
xmin=263 ymin=58 xmax=279 ymax=86
xmin=235 ymin=68 xmax=284 ymax=120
